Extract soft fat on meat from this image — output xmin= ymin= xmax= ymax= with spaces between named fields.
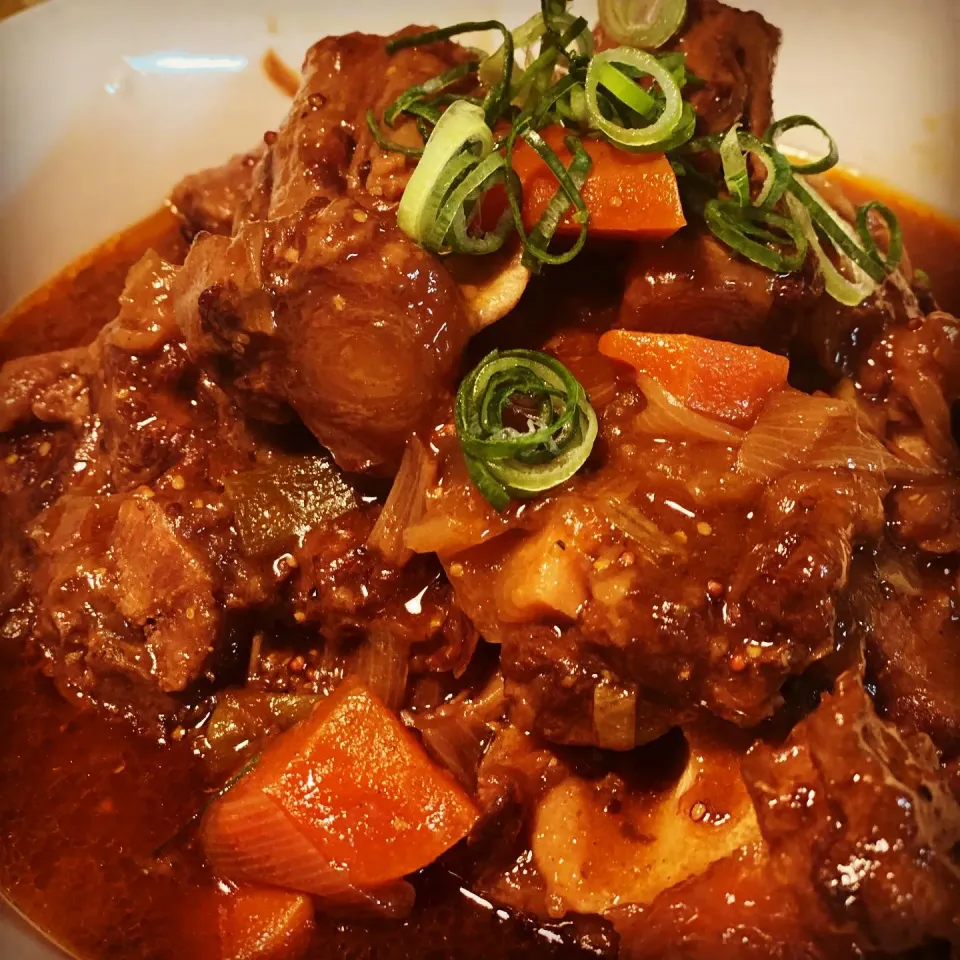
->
xmin=174 ymin=197 xmax=470 ymax=474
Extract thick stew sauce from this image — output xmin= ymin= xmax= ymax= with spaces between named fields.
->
xmin=2 ymin=3 xmax=959 ymax=959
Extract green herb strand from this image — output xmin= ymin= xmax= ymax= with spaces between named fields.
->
xmin=455 ymin=349 xmax=598 ymax=510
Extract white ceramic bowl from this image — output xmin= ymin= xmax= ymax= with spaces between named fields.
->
xmin=0 ymin=0 xmax=957 ymax=955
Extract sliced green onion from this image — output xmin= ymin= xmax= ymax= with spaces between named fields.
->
xmin=786 ymin=176 xmax=886 ymax=283
xmin=503 ymin=124 xmax=592 ymax=270
xmin=653 ymin=100 xmax=696 ymax=152
xmin=397 ymin=100 xmax=495 ymax=249
xmin=455 ymin=349 xmax=598 ymax=510
xmin=784 ymin=185 xmax=876 ymax=306
xmin=387 ymin=21 xmax=514 ymax=125
xmin=511 ymin=15 xmax=591 ymax=110
xmin=595 ymin=60 xmax=658 ymax=118
xmin=479 ymin=12 xmax=545 ymax=87
xmin=598 ymin=0 xmax=687 ymax=50
xmin=481 ymin=8 xmax=593 ymax=94
xmin=855 ymin=200 xmax=903 ymax=274
xmin=365 ymin=109 xmax=423 ymax=157
xmin=704 ymin=198 xmax=808 ymax=273
xmin=656 ymin=51 xmax=700 ymax=90
xmin=765 ymin=114 xmax=839 ymax=175
xmin=523 ymin=134 xmax=593 ymax=269
xmin=383 ymin=61 xmax=479 ymax=128
xmin=585 ymin=47 xmax=684 ymax=150
xmin=718 ymin=123 xmax=792 ymax=208
xmin=529 ymin=72 xmax=584 ymax=129
xmin=719 ymin=124 xmax=749 ymax=205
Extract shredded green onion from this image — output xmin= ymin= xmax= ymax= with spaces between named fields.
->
xmin=765 ymin=114 xmax=839 ymax=175
xmin=504 ymin=127 xmax=592 ymax=270
xmin=598 ymin=0 xmax=687 ymax=50
xmin=786 ymin=176 xmax=886 ymax=283
xmin=397 ymin=100 xmax=511 ymax=256
xmin=455 ymin=349 xmax=598 ymax=510
xmin=585 ymin=47 xmax=684 ymax=150
xmin=703 ymin=198 xmax=808 ymax=273
xmin=784 ymin=183 xmax=876 ymax=306
xmin=387 ymin=21 xmax=515 ymax=125
xmin=480 ymin=8 xmax=593 ymax=94
xmin=365 ymin=109 xmax=424 ymax=157
xmin=855 ymin=200 xmax=903 ymax=274
xmin=718 ymin=123 xmax=792 ymax=208
xmin=383 ymin=61 xmax=479 ymax=128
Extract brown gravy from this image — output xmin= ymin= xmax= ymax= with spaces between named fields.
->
xmin=0 ymin=175 xmax=957 ymax=960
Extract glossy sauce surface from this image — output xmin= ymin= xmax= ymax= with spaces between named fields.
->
xmin=0 ymin=177 xmax=957 ymax=959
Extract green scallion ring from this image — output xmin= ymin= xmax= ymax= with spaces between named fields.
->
xmin=598 ymin=0 xmax=687 ymax=50
xmin=786 ymin=176 xmax=886 ymax=283
xmin=455 ymin=349 xmax=598 ymax=511
xmin=704 ymin=197 xmax=808 ymax=273
xmin=855 ymin=200 xmax=903 ymax=274
xmin=584 ymin=47 xmax=684 ymax=150
xmin=765 ymin=114 xmax=839 ymax=175
xmin=397 ymin=100 xmax=493 ymax=245
xmin=719 ymin=123 xmax=793 ymax=208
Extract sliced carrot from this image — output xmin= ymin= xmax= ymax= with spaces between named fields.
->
xmin=598 ymin=330 xmax=789 ymax=427
xmin=203 ymin=680 xmax=479 ymax=895
xmin=218 ymin=885 xmax=314 ymax=960
xmin=480 ymin=125 xmax=685 ymax=240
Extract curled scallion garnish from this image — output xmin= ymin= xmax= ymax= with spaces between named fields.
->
xmin=718 ymin=123 xmax=793 ymax=208
xmin=585 ymin=47 xmax=685 ymax=150
xmin=383 ymin=61 xmax=479 ymax=128
xmin=765 ymin=114 xmax=839 ymax=175
xmin=784 ymin=180 xmax=876 ymax=306
xmin=396 ymin=100 xmax=512 ymax=255
xmin=455 ymin=349 xmax=598 ymax=510
xmin=786 ymin=176 xmax=886 ymax=283
xmin=598 ymin=0 xmax=687 ymax=50
xmin=703 ymin=198 xmax=808 ymax=273
xmin=387 ymin=21 xmax=515 ymax=125
xmin=505 ymin=126 xmax=593 ymax=270
xmin=855 ymin=200 xmax=904 ymax=274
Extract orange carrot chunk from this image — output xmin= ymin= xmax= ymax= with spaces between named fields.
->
xmin=218 ymin=885 xmax=314 ymax=960
xmin=203 ymin=680 xmax=479 ymax=895
xmin=598 ymin=330 xmax=789 ymax=427
xmin=480 ymin=125 xmax=685 ymax=240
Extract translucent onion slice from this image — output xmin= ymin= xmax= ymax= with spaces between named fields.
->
xmin=634 ymin=374 xmax=746 ymax=445
xmin=367 ymin=436 xmax=437 ymax=567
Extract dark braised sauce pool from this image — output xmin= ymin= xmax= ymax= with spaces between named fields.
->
xmin=2 ymin=6 xmax=960 ymax=960
xmin=2 ymin=179 xmax=959 ymax=958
